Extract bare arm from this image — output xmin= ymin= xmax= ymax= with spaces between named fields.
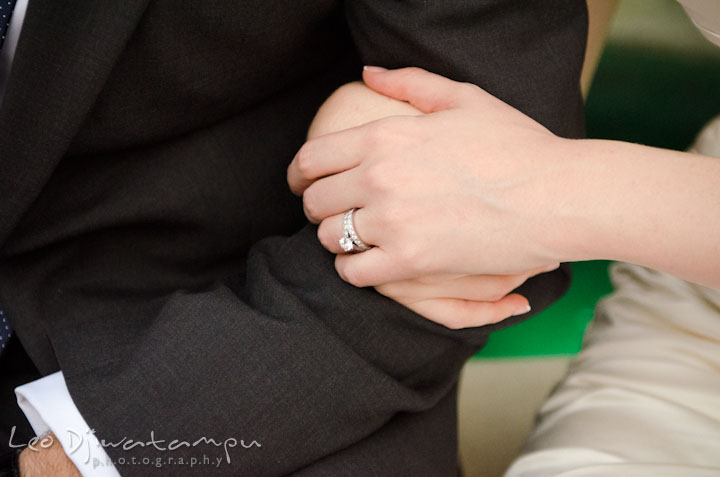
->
xmin=334 ymin=72 xmax=720 ymax=288
xmin=18 ymin=434 xmax=80 ymax=477
xmin=552 ymin=138 xmax=720 ymax=288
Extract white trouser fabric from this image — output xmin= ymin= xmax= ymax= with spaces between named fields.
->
xmin=506 ymin=117 xmax=720 ymax=477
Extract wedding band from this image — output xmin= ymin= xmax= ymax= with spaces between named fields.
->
xmin=339 ymin=208 xmax=371 ymax=253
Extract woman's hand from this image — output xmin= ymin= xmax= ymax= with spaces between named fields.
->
xmin=288 ymin=67 xmax=568 ymax=288
xmin=293 ymin=68 xmax=720 ymax=291
xmin=291 ymin=77 xmax=557 ymax=328
xmin=373 ymin=265 xmax=558 ymax=329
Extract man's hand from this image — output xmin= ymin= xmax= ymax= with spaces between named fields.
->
xmin=18 ymin=433 xmax=81 ymax=477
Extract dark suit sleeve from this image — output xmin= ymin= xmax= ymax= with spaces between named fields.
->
xmin=344 ymin=0 xmax=587 ymax=138
xmin=61 ymin=2 xmax=587 ymax=475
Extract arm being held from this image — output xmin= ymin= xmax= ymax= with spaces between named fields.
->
xmin=48 ymin=1 xmax=588 ymax=474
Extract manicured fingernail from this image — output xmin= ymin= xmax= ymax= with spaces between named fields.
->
xmin=363 ymin=65 xmax=387 ymax=72
xmin=512 ymin=305 xmax=531 ymax=316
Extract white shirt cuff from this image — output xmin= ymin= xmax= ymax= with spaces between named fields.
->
xmin=15 ymin=371 xmax=120 ymax=477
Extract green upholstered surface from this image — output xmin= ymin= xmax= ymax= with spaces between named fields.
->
xmin=475 ymin=261 xmax=613 ymax=358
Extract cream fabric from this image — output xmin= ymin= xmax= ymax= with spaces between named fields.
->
xmin=678 ymin=0 xmax=720 ymax=48
xmin=506 ymin=117 xmax=720 ymax=477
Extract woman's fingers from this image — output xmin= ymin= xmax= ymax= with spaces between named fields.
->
xmin=287 ymin=123 xmax=368 ymax=195
xmin=362 ymin=66 xmax=477 ymax=113
xmin=289 ymin=113 xmax=423 ymax=196
xmin=303 ymin=168 xmax=366 ymax=223
xmin=400 ymin=294 xmax=531 ymax=330
xmin=375 ymin=268 xmax=548 ymax=303
xmin=378 ymin=274 xmax=522 ymax=302
xmin=317 ymin=208 xmax=379 ymax=253
xmin=334 ymin=247 xmax=405 ymax=288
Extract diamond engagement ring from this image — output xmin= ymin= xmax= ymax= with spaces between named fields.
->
xmin=339 ymin=208 xmax=371 ymax=253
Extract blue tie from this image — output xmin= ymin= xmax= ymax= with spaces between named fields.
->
xmin=0 ymin=0 xmax=17 ymax=51
xmin=0 ymin=308 xmax=10 ymax=354
xmin=0 ymin=0 xmax=17 ymax=355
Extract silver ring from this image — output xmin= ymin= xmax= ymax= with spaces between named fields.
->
xmin=339 ymin=208 xmax=371 ymax=253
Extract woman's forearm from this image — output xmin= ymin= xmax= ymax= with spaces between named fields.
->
xmin=554 ymin=138 xmax=720 ymax=287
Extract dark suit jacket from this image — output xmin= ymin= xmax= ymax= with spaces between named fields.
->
xmin=0 ymin=1 xmax=587 ymax=475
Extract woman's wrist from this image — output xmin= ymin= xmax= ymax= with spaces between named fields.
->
xmin=533 ymin=137 xmax=621 ymax=266
xmin=543 ymin=136 xmax=720 ymax=287
xmin=515 ymin=136 xmax=598 ymax=267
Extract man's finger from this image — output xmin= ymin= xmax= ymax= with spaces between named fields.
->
xmin=404 ymin=294 xmax=531 ymax=330
xmin=362 ymin=66 xmax=475 ymax=114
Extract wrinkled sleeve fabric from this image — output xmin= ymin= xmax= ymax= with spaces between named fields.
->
xmin=64 ymin=227 xmax=571 ymax=476
xmin=344 ymin=0 xmax=587 ymax=138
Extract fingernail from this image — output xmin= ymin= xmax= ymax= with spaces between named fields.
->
xmin=512 ymin=305 xmax=531 ymax=316
xmin=363 ymin=65 xmax=387 ymax=73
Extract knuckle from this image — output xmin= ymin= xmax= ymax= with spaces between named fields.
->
xmin=395 ymin=243 xmax=417 ymax=265
xmin=401 ymin=66 xmax=425 ymax=81
xmin=412 ymin=248 xmax=434 ymax=273
xmin=442 ymin=316 xmax=467 ymax=330
xmin=316 ymin=221 xmax=335 ymax=249
xmin=364 ymin=161 xmax=396 ymax=192
xmin=366 ymin=117 xmax=417 ymax=151
xmin=377 ymin=203 xmax=404 ymax=228
xmin=365 ymin=121 xmax=393 ymax=146
xmin=337 ymin=262 xmax=366 ymax=288
xmin=399 ymin=245 xmax=431 ymax=275
xmin=302 ymin=186 xmax=321 ymax=221
xmin=294 ymin=144 xmax=315 ymax=178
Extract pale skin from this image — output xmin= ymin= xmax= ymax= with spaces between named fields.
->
xmin=288 ymin=67 xmax=720 ymax=328
xmin=292 ymin=79 xmax=561 ymax=329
